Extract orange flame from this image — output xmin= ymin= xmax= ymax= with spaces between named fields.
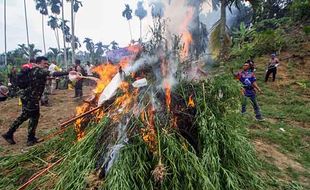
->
xmin=140 ymin=105 xmax=157 ymax=153
xmin=161 ymin=59 xmax=172 ymax=112
xmin=75 ymin=103 xmax=89 ymax=140
xmin=73 ymin=45 xmax=142 ymax=140
xmin=188 ymin=95 xmax=195 ymax=108
xmin=180 ymin=31 xmax=193 ymax=59
xmin=180 ymin=7 xmax=194 ymax=60
xmin=164 ymin=80 xmax=171 ymax=111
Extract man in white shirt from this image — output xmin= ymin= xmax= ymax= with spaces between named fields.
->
xmin=85 ymin=61 xmax=93 ymax=76
xmin=47 ymin=61 xmax=60 ymax=94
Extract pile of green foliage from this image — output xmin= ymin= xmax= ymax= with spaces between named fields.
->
xmin=0 ymin=74 xmax=264 ymax=190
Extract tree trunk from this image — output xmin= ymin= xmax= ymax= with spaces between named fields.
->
xmin=71 ymin=0 xmax=75 ymax=65
xmin=42 ymin=15 xmax=47 ymax=55
xmin=4 ymin=0 xmax=7 ymax=67
xmin=128 ymin=21 xmax=133 ymax=43
xmin=23 ymin=0 xmax=30 ymax=57
xmin=55 ymin=29 xmax=61 ymax=51
xmin=220 ymin=0 xmax=227 ymax=59
xmin=140 ymin=19 xmax=142 ymax=42
xmin=193 ymin=0 xmax=201 ymax=59
xmin=61 ymin=0 xmax=68 ymax=69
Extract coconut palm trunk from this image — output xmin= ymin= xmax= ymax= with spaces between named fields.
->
xmin=55 ymin=27 xmax=61 ymax=51
xmin=139 ymin=19 xmax=142 ymax=41
xmin=71 ymin=0 xmax=75 ymax=65
xmin=128 ymin=21 xmax=133 ymax=42
xmin=23 ymin=0 xmax=30 ymax=52
xmin=61 ymin=0 xmax=68 ymax=69
xmin=42 ymin=15 xmax=47 ymax=55
xmin=220 ymin=0 xmax=227 ymax=58
xmin=4 ymin=0 xmax=7 ymax=67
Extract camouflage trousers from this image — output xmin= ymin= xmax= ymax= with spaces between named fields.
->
xmin=8 ymin=98 xmax=40 ymax=140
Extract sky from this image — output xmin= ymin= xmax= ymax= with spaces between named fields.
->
xmin=0 ymin=0 xmax=154 ymax=53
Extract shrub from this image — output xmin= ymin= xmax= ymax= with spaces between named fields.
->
xmin=253 ymin=29 xmax=287 ymax=55
xmin=290 ymin=0 xmax=310 ymax=21
xmin=303 ymin=26 xmax=310 ymax=35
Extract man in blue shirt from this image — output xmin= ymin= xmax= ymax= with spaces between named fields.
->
xmin=235 ymin=61 xmax=264 ymax=121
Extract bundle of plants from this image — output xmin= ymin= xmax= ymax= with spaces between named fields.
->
xmin=192 ymin=75 xmax=264 ymax=190
xmin=60 ymin=74 xmax=263 ymax=190
xmin=0 ymin=127 xmax=76 ymax=190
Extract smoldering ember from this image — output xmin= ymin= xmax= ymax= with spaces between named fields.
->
xmin=0 ymin=0 xmax=309 ymax=190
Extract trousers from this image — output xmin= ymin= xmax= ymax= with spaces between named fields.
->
xmin=8 ymin=98 xmax=40 ymax=140
xmin=241 ymin=95 xmax=262 ymax=119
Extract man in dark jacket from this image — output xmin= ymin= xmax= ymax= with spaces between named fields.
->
xmin=2 ymin=56 xmax=68 ymax=146
xmin=73 ymin=59 xmax=86 ymax=98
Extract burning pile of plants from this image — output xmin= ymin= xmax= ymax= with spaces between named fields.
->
xmin=50 ymin=18 xmax=263 ymax=189
xmin=0 ymin=2 xmax=263 ymax=189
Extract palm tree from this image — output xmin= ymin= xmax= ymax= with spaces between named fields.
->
xmin=135 ymin=1 xmax=147 ymax=42
xmin=35 ymin=0 xmax=49 ymax=55
xmin=23 ymin=0 xmax=30 ymax=53
xmin=48 ymin=0 xmax=61 ymax=14
xmin=149 ymin=1 xmax=164 ymax=18
xmin=18 ymin=44 xmax=42 ymax=60
xmin=83 ymin=38 xmax=95 ymax=62
xmin=4 ymin=0 xmax=7 ymax=67
xmin=122 ymin=4 xmax=133 ymax=42
xmin=66 ymin=0 xmax=82 ymax=65
xmin=110 ymin=41 xmax=119 ymax=50
xmin=47 ymin=0 xmax=62 ymax=51
xmin=72 ymin=35 xmax=81 ymax=50
xmin=48 ymin=16 xmax=61 ymax=50
xmin=47 ymin=47 xmax=61 ymax=61
xmin=209 ymin=0 xmax=242 ymax=58
xmin=61 ymin=0 xmax=68 ymax=68
xmin=95 ymin=42 xmax=105 ymax=62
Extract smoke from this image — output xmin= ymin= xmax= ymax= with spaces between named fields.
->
xmin=125 ymin=55 xmax=159 ymax=74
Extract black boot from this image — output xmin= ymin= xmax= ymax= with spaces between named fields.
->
xmin=27 ymin=136 xmax=39 ymax=146
xmin=2 ymin=131 xmax=16 ymax=145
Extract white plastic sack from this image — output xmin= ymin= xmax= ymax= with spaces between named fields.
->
xmin=98 ymin=72 xmax=123 ymax=106
xmin=68 ymin=71 xmax=81 ymax=82
xmin=132 ymin=78 xmax=148 ymax=88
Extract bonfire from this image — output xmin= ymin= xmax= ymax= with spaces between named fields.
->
xmin=51 ymin=18 xmax=262 ymax=189
xmin=0 ymin=8 xmax=263 ymax=190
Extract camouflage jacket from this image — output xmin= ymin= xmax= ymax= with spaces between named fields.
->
xmin=19 ymin=67 xmax=68 ymax=102
xmin=19 ymin=67 xmax=50 ymax=102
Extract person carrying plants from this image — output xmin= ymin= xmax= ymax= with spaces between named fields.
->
xmin=233 ymin=61 xmax=264 ymax=121
xmin=265 ymin=53 xmax=280 ymax=82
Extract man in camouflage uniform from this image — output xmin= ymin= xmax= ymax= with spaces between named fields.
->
xmin=2 ymin=56 xmax=68 ymax=146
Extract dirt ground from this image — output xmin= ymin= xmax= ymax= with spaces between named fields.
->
xmin=0 ymin=86 xmax=93 ymax=156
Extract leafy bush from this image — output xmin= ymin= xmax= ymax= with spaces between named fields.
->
xmin=230 ymin=27 xmax=287 ymax=60
xmin=253 ymin=29 xmax=287 ymax=55
xmin=290 ymin=0 xmax=310 ymax=21
xmin=303 ymin=26 xmax=310 ymax=35
xmin=254 ymin=17 xmax=292 ymax=32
